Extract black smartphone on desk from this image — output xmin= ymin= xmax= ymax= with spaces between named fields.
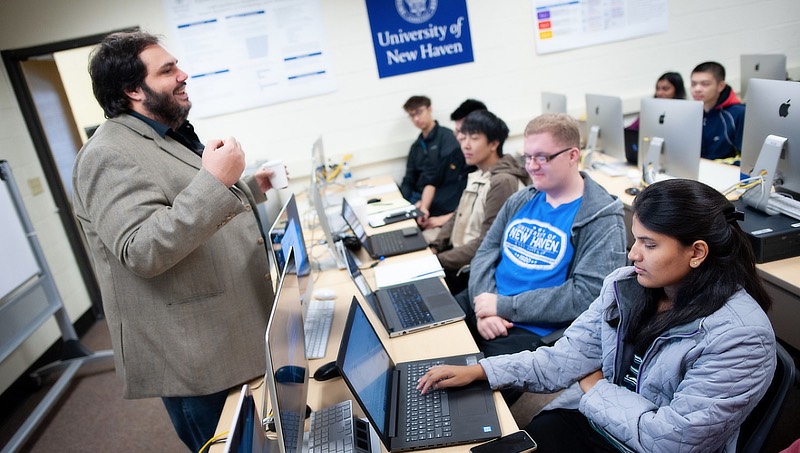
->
xmin=470 ymin=430 xmax=537 ymax=453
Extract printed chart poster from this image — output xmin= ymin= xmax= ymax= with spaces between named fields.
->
xmin=365 ymin=0 xmax=474 ymax=78
xmin=533 ymin=0 xmax=668 ymax=55
xmin=162 ymin=0 xmax=336 ymax=118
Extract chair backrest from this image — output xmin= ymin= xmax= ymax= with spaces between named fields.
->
xmin=737 ymin=342 xmax=797 ymax=453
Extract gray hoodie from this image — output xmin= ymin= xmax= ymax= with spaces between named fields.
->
xmin=468 ymin=172 xmax=627 ymax=326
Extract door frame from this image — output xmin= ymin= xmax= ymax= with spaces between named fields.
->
xmin=1 ymin=28 xmax=137 ymax=317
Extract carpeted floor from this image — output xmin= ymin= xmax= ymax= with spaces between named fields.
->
xmin=0 ymin=319 xmax=185 ymax=452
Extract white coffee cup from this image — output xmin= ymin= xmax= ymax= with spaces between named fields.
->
xmin=261 ymin=160 xmax=288 ymax=189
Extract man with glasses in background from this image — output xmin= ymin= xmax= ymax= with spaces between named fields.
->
xmin=399 ymin=95 xmax=460 ymax=205
xmin=459 ymin=113 xmax=627 ymax=362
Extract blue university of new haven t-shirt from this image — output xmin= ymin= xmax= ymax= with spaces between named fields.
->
xmin=495 ymin=191 xmax=582 ymax=298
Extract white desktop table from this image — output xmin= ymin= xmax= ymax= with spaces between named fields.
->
xmin=210 ymin=177 xmax=518 ymax=452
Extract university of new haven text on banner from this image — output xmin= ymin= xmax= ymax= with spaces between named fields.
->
xmin=365 ymin=0 xmax=474 ymax=79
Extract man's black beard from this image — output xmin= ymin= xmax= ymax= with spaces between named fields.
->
xmin=141 ymin=82 xmax=191 ymax=130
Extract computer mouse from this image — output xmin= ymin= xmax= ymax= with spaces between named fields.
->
xmin=313 ymin=361 xmax=341 ymax=381
xmin=401 ymin=227 xmax=419 ymax=237
xmin=274 ymin=365 xmax=307 ymax=384
xmin=342 ymin=235 xmax=362 ymax=251
xmin=625 ymin=187 xmax=641 ymax=196
xmin=313 ymin=288 xmax=336 ymax=300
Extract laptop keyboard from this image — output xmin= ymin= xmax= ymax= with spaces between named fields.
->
xmin=305 ymin=299 xmax=335 ymax=359
xmin=309 ymin=400 xmax=356 ymax=453
xmin=404 ymin=360 xmax=451 ymax=442
xmin=372 ymin=230 xmax=410 ymax=254
xmin=385 ymin=285 xmax=434 ymax=328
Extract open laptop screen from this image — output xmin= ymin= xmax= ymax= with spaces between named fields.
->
xmin=343 ymin=247 xmax=373 ymax=299
xmin=337 ymin=299 xmax=394 ymax=444
xmin=341 ymin=198 xmax=369 ymax=246
xmin=268 ymin=194 xmax=313 ymax=303
xmin=343 ymin=248 xmax=390 ymax=329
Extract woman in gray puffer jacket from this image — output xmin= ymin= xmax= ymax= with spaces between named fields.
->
xmin=417 ymin=179 xmax=775 ymax=452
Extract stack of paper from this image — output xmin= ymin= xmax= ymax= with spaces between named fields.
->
xmin=357 ymin=183 xmax=399 ymax=199
xmin=374 ymin=255 xmax=444 ymax=288
xmin=365 ymin=198 xmax=411 ymax=216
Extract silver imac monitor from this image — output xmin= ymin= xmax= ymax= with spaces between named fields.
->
xmin=741 ymin=78 xmax=800 ymax=198
xmin=267 ymin=194 xmax=313 ymax=304
xmin=740 ymin=54 xmax=786 ymax=99
xmin=310 ymin=136 xmax=344 ymax=209
xmin=263 ymin=249 xmax=309 ymax=453
xmin=541 ymin=91 xmax=567 ymax=114
xmin=638 ymin=98 xmax=704 ymax=180
xmin=584 ymin=93 xmax=626 ymax=162
xmin=311 ymin=136 xmax=328 ymax=186
xmin=309 ymin=176 xmax=346 ymax=270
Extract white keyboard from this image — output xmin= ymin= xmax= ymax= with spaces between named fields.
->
xmin=769 ymin=194 xmax=800 ymax=220
xmin=308 ymin=400 xmax=355 ymax=453
xmin=304 ymin=299 xmax=335 ymax=359
xmin=592 ymin=161 xmax=628 ymax=177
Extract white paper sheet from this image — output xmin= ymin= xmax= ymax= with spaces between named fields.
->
xmin=374 ymin=255 xmax=444 ymax=288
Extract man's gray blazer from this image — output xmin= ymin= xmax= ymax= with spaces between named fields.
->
xmin=73 ymin=114 xmax=273 ymax=399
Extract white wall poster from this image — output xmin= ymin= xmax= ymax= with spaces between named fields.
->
xmin=162 ymin=0 xmax=337 ymax=117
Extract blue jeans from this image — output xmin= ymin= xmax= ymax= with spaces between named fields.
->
xmin=162 ymin=389 xmax=230 ymax=451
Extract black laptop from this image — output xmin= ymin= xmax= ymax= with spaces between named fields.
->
xmin=344 ymin=248 xmax=464 ymax=337
xmin=336 ymin=299 xmax=501 ymax=452
xmin=342 ymin=198 xmax=428 ymax=258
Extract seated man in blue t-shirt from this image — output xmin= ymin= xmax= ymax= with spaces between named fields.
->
xmin=457 ymin=113 xmax=628 ymax=358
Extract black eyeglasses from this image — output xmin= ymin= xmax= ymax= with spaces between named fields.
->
xmin=523 ymin=147 xmax=573 ymax=165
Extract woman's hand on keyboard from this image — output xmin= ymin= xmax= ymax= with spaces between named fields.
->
xmin=416 ymin=364 xmax=487 ymax=395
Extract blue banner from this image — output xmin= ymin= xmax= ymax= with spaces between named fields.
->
xmin=365 ymin=0 xmax=474 ymax=78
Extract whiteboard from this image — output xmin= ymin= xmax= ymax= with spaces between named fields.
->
xmin=0 ymin=175 xmax=40 ymax=299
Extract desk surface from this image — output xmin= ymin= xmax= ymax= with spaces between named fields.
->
xmin=211 ymin=178 xmax=517 ymax=452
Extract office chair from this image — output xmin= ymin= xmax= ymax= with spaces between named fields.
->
xmin=737 ymin=342 xmax=797 ymax=453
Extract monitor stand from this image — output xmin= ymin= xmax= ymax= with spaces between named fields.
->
xmin=583 ymin=125 xmax=627 ymax=176
xmin=313 ymin=241 xmax=346 ymax=271
xmin=741 ymin=134 xmax=787 ymax=214
xmin=641 ymin=136 xmax=665 ymax=185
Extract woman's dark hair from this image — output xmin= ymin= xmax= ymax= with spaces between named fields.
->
xmin=459 ymin=110 xmax=510 ymax=156
xmin=623 ymin=179 xmax=771 ymax=352
xmin=657 ymin=71 xmax=687 ymax=99
xmin=89 ymin=31 xmax=160 ymax=118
